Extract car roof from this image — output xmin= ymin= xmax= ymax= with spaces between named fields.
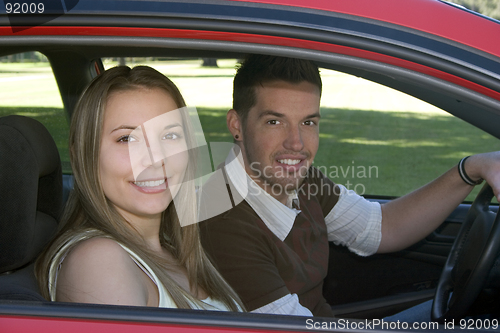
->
xmin=228 ymin=0 xmax=500 ymax=58
xmin=2 ymin=0 xmax=500 ymax=55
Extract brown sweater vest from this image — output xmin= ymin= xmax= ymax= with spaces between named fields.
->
xmin=200 ymin=167 xmax=339 ymax=316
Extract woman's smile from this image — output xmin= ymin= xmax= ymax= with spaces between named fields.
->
xmin=131 ymin=178 xmax=168 ymax=194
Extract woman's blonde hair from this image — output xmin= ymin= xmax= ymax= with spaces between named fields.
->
xmin=35 ymin=66 xmax=243 ymax=311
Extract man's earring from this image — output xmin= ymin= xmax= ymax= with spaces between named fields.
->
xmin=235 ymin=135 xmax=239 ymax=139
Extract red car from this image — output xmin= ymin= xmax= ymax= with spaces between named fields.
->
xmin=1 ymin=0 xmax=500 ymax=331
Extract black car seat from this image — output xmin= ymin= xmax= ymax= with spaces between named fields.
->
xmin=0 ymin=115 xmax=63 ymax=301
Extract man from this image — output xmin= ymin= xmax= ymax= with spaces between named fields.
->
xmin=199 ymin=55 xmax=500 ymax=317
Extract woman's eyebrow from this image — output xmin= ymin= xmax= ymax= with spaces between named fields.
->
xmin=111 ymin=125 xmax=139 ymax=133
xmin=163 ymin=123 xmax=182 ymax=130
xmin=111 ymin=122 xmax=182 ymax=134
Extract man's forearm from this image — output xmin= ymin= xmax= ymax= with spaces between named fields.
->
xmin=377 ymin=161 xmax=476 ymax=253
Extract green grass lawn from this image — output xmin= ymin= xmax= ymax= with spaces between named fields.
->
xmin=1 ymin=58 xmax=498 ymax=201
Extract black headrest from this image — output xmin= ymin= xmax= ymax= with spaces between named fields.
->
xmin=0 ymin=115 xmax=62 ymax=273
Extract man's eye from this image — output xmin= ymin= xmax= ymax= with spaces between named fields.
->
xmin=117 ymin=135 xmax=138 ymax=143
xmin=303 ymin=120 xmax=316 ymax=126
xmin=267 ymin=120 xmax=281 ymax=125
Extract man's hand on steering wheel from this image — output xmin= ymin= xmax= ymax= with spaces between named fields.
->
xmin=432 ymin=152 xmax=500 ymax=322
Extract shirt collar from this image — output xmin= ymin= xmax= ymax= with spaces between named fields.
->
xmin=225 ymin=148 xmax=300 ymax=241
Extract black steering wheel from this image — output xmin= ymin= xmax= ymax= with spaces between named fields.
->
xmin=432 ymin=183 xmax=500 ymax=322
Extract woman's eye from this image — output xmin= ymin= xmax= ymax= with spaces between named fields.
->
xmin=162 ymin=132 xmax=182 ymax=140
xmin=117 ymin=135 xmax=138 ymax=143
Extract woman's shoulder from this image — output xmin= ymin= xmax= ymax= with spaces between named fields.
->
xmin=66 ymin=237 xmax=130 ymax=264
xmin=55 ymin=237 xmax=150 ymax=305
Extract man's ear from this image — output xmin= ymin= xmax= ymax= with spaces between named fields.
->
xmin=227 ymin=109 xmax=242 ymax=141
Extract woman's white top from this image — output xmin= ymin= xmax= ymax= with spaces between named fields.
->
xmin=48 ymin=230 xmax=236 ymax=311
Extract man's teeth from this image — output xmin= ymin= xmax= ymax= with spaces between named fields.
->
xmin=278 ymin=159 xmax=301 ymax=165
xmin=134 ymin=179 xmax=165 ymax=187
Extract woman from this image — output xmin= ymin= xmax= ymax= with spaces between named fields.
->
xmin=35 ymin=66 xmax=243 ymax=311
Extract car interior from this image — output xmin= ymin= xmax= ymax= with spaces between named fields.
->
xmin=0 ymin=115 xmax=62 ymax=302
xmin=1 ymin=40 xmax=500 ymax=326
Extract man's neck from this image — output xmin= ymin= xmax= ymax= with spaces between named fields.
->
xmin=244 ymin=172 xmax=289 ymax=205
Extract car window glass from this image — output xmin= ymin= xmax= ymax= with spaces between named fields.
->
xmin=318 ymin=68 xmax=499 ymax=202
xmin=106 ymin=58 xmax=499 ymax=202
xmin=0 ymin=52 xmax=70 ymax=173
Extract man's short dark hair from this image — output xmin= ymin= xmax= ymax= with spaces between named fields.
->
xmin=233 ymin=55 xmax=322 ymax=125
